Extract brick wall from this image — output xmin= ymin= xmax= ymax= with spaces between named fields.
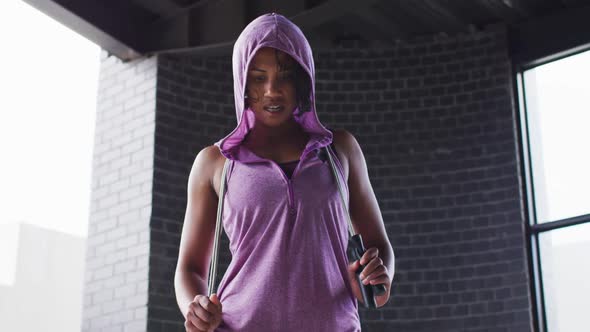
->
xmin=148 ymin=56 xmax=235 ymax=331
xmin=86 ymin=23 xmax=533 ymax=332
xmin=82 ymin=51 xmax=156 ymax=332
xmin=312 ymin=25 xmax=532 ymax=331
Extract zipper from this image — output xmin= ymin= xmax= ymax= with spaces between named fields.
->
xmin=270 ymin=152 xmax=308 ymax=214
xmin=263 ymin=146 xmax=316 ymax=215
xmin=287 ymin=179 xmax=295 ymax=214
xmin=272 ymin=161 xmax=296 ymax=213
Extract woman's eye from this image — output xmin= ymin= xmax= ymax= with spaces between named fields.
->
xmin=249 ymin=73 xmax=292 ymax=83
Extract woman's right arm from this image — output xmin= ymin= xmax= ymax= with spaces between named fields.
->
xmin=175 ymin=146 xmax=224 ymax=329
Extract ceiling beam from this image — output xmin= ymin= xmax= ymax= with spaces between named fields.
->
xmin=140 ymin=0 xmax=243 ymax=56
xmin=22 ymin=0 xmax=152 ymax=61
xmin=388 ymin=0 xmax=467 ymax=34
xmin=476 ymin=0 xmax=524 ymax=22
xmin=142 ymin=0 xmax=306 ymax=56
xmin=142 ymin=10 xmax=191 ymax=54
xmin=145 ymin=40 xmax=235 ymax=57
xmin=501 ymin=0 xmax=537 ymax=17
xmin=562 ymin=0 xmax=590 ymax=5
xmin=148 ymin=0 xmax=218 ymax=26
xmin=145 ymin=0 xmax=383 ymax=56
xmin=188 ymin=0 xmax=246 ymax=46
xmin=128 ymin=0 xmax=181 ymax=17
xmin=417 ymin=0 xmax=467 ymax=33
xmin=510 ymin=4 xmax=590 ymax=67
xmin=244 ymin=0 xmax=306 ymax=19
xmin=289 ymin=0 xmax=380 ymax=33
xmin=353 ymin=5 xmax=407 ymax=42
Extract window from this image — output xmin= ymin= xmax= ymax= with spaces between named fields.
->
xmin=517 ymin=49 xmax=590 ymax=332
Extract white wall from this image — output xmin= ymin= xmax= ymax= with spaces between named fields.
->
xmin=0 ymin=223 xmax=86 ymax=332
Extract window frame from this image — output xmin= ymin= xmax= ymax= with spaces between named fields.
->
xmin=514 ymin=47 xmax=590 ymax=332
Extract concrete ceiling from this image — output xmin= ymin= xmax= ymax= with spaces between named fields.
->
xmin=21 ymin=0 xmax=590 ymax=65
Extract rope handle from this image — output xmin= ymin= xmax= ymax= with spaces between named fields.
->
xmin=207 ymin=158 xmax=230 ymax=296
xmin=324 ymin=144 xmax=387 ymax=308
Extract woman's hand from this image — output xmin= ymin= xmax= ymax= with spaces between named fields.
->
xmin=347 ymin=247 xmax=392 ymax=308
xmin=185 ymin=293 xmax=223 ymax=331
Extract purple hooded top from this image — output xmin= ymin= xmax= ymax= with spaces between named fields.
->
xmin=213 ymin=12 xmax=361 ymax=331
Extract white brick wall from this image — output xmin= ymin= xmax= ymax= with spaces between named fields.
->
xmin=82 ymin=50 xmax=157 ymax=332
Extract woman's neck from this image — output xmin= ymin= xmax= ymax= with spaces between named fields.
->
xmin=244 ymin=119 xmax=307 ymax=150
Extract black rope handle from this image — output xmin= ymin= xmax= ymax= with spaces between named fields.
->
xmin=323 ymin=144 xmax=387 ymax=308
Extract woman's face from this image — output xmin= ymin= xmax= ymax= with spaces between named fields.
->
xmin=245 ymin=47 xmax=298 ymax=127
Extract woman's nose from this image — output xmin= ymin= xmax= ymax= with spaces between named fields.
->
xmin=264 ymin=78 xmax=282 ymax=97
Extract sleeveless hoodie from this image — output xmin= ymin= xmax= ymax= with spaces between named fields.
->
xmin=213 ymin=12 xmax=361 ymax=331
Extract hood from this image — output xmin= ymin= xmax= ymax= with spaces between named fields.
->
xmin=214 ymin=12 xmax=333 ymax=163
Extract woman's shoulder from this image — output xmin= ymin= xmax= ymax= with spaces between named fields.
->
xmin=331 ymin=127 xmax=357 ymax=154
xmin=330 ymin=128 xmax=356 ymax=181
xmin=200 ymin=144 xmax=226 ymax=160
xmin=194 ymin=145 xmax=228 ymax=198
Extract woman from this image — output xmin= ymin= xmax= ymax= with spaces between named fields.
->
xmin=174 ymin=12 xmax=395 ymax=331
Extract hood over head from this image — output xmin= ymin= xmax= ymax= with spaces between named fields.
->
xmin=214 ymin=12 xmax=333 ymax=163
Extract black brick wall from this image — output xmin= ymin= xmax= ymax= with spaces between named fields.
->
xmin=310 ymin=25 xmax=532 ymax=331
xmin=148 ymin=56 xmax=235 ymax=331
xmin=144 ymin=24 xmax=532 ymax=331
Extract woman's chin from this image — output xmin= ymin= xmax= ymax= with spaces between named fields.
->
xmin=256 ymin=114 xmax=297 ymax=128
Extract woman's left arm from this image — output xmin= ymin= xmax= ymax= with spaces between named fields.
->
xmin=333 ymin=129 xmax=395 ymax=308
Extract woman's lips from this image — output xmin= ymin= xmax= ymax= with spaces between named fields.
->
xmin=264 ymin=105 xmax=284 ymax=113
